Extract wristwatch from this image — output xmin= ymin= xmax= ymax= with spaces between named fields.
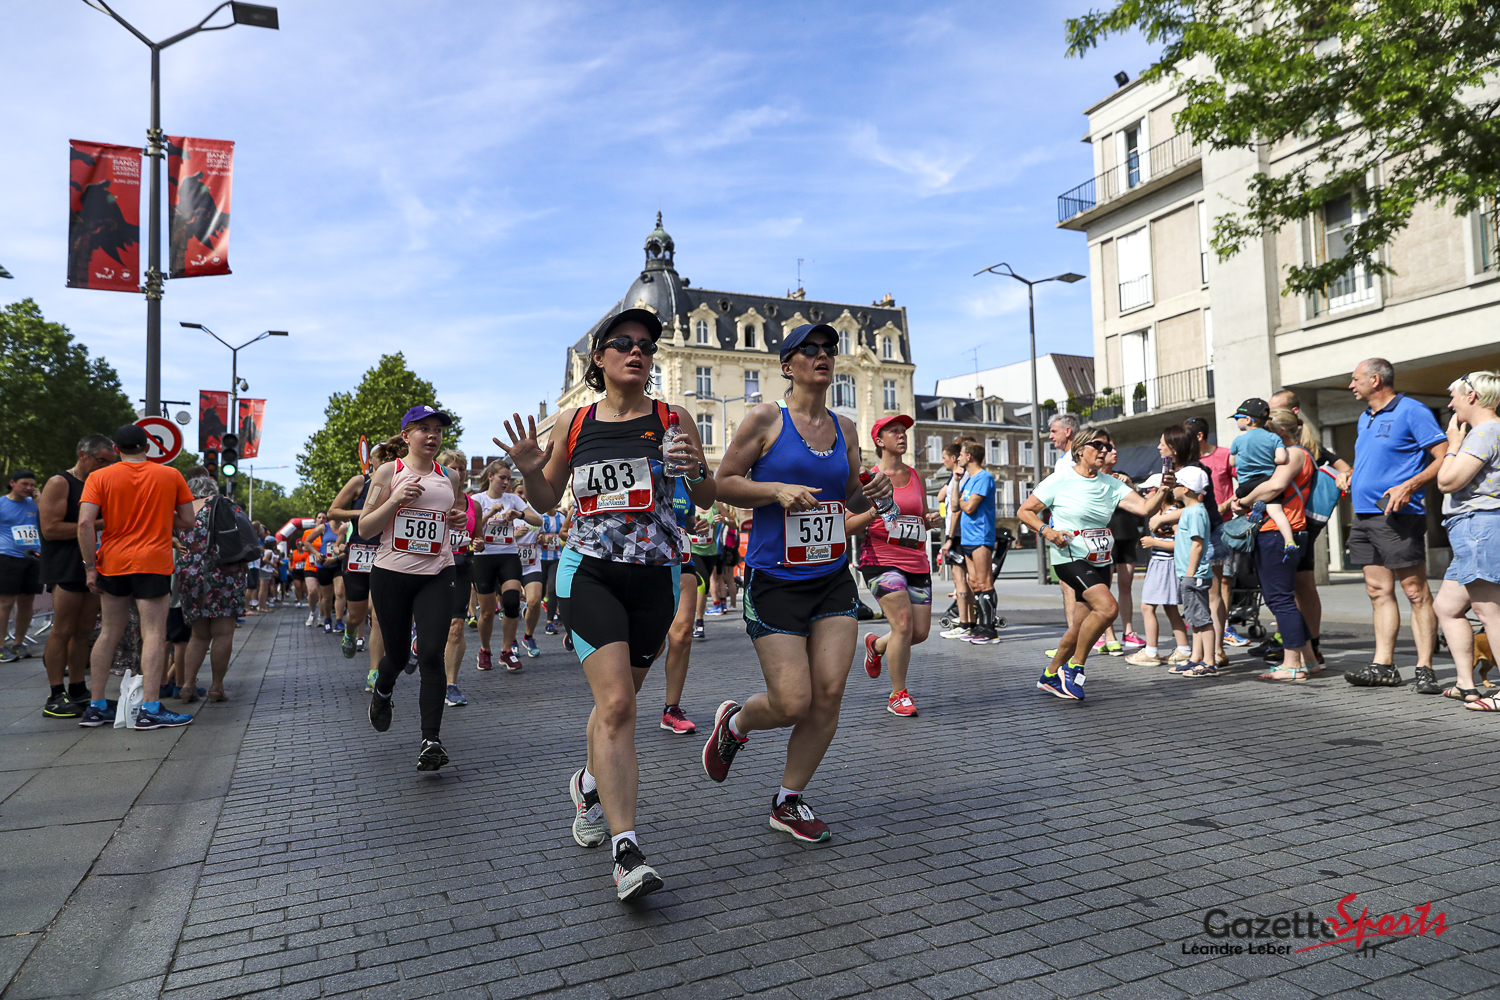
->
xmin=686 ymin=462 xmax=708 ymax=484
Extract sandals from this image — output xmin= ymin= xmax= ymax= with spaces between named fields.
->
xmin=1258 ymin=667 xmax=1307 ymax=682
xmin=1464 ymin=694 xmax=1500 ymax=711
xmin=1443 ymin=686 xmax=1482 ymax=703
xmin=207 ymin=688 xmax=227 ymax=703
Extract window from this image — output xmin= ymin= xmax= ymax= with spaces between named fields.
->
xmin=1020 ymin=441 xmax=1034 ymax=467
xmin=1122 ymin=123 xmax=1143 ymax=187
xmin=695 ymin=319 xmax=710 ymax=345
xmin=1002 ymin=480 xmax=1016 ymax=513
xmin=745 ymin=325 xmax=757 ymax=349
xmin=939 ymin=402 xmax=951 ymax=421
xmin=1046 ymin=445 xmax=1061 ymax=467
xmin=987 ymin=438 xmax=1003 ymax=466
xmin=926 ymin=435 xmax=942 ymax=464
xmin=1198 ymin=200 xmax=1211 ymax=284
xmin=833 ymin=373 xmax=857 ymax=411
xmin=1122 ymin=329 xmax=1152 ymax=407
xmin=986 ymin=402 xmax=999 ymax=423
xmin=744 ymin=369 xmax=760 ymax=400
xmin=997 ymin=438 xmax=1010 ymax=465
xmin=838 ymin=330 xmax=851 ymax=356
xmin=881 ymin=336 xmax=893 ymax=360
xmin=1116 ymin=226 xmax=1151 ymax=311
xmin=1317 ymin=193 xmax=1375 ymax=313
xmin=649 ymin=364 xmax=662 ymax=395
xmin=695 ymin=366 xmax=712 ymax=397
xmin=883 ymin=379 xmax=897 ymax=411
xmin=696 ymin=412 xmax=714 ymax=447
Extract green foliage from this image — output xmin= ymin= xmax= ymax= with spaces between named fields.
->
xmin=0 ymin=299 xmax=136 ymax=477
xmin=1134 ymin=382 xmax=1148 ymax=400
xmin=1066 ymin=1 xmax=1500 ymax=295
xmin=169 ymin=449 xmax=204 ymax=478
xmin=296 ymin=353 xmax=463 ymax=503
xmin=239 ymin=477 xmax=318 ymax=531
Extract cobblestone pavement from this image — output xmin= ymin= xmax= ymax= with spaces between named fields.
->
xmin=8 ymin=598 xmax=1500 ymax=999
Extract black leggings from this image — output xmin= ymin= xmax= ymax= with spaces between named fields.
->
xmin=370 ymin=565 xmax=456 ymax=741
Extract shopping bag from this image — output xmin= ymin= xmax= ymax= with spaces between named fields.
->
xmin=114 ymin=670 xmax=144 ymax=729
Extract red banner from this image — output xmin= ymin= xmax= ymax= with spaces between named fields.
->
xmin=237 ymin=398 xmax=265 ymax=459
xmin=168 ymin=137 xmax=234 ymax=278
xmin=67 ymin=141 xmax=141 ymax=292
xmin=199 ymin=391 xmax=229 ymax=452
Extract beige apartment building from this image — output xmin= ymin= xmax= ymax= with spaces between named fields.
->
xmin=544 ymin=215 xmax=917 ymax=468
xmin=1057 ymin=69 xmax=1500 ymax=570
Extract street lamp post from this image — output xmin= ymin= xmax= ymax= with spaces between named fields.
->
xmin=242 ymin=464 xmax=289 ymax=521
xmin=681 ymin=389 xmax=762 ymax=455
xmin=181 ymin=322 xmax=287 ymax=498
xmin=973 ymin=263 xmax=1084 ymax=586
xmin=83 ymin=0 xmax=279 ymax=415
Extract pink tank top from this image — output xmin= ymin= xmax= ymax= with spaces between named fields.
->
xmin=374 ymin=459 xmax=456 ymax=575
xmin=858 ymin=463 xmax=931 ymax=574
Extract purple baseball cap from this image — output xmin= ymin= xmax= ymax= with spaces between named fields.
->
xmin=401 ymin=405 xmax=452 ymax=430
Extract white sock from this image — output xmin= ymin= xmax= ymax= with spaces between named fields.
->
xmin=727 ymin=708 xmax=746 ymax=740
xmin=775 ymin=786 xmax=802 ymax=807
xmin=611 ymin=831 xmax=637 ymax=856
xmin=581 ymin=769 xmax=597 ymax=794
xmin=1143 ymin=646 xmax=1158 ymax=657
xmin=1177 ymin=645 xmax=1191 ymax=655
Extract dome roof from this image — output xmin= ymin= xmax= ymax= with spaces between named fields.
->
xmin=622 ymin=212 xmax=689 ymax=328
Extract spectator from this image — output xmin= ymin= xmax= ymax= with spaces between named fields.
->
xmin=958 ymin=440 xmax=1000 ymax=643
xmin=0 ymin=469 xmax=43 ymax=662
xmin=175 ymin=477 xmax=244 ymax=702
xmin=1172 ymin=466 xmax=1217 ymax=675
xmin=938 ymin=439 xmax=975 ymax=638
xmin=1338 ymin=358 xmax=1447 ymax=691
xmin=1127 ymin=476 xmax=1190 ymax=666
xmin=1097 ymin=445 xmax=1142 ymax=655
xmin=1239 ymin=409 xmax=1317 ymax=680
xmin=1049 ymin=413 xmax=1080 ymax=475
xmin=1427 ymin=372 xmax=1500 ymax=708
xmin=77 ymin=424 xmax=196 ymax=729
xmin=1185 ymin=416 xmax=1235 ymax=644
xmin=1228 ymin=399 xmax=1298 ymax=555
xmin=1159 ymin=424 xmax=1227 ymax=668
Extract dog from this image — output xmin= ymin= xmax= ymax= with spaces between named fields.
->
xmin=1478 ymin=631 xmax=1495 ymax=687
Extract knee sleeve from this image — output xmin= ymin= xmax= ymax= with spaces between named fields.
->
xmin=501 ymin=589 xmax=521 ymax=619
xmin=976 ymin=589 xmax=997 ymax=628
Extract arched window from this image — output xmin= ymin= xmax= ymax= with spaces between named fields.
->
xmin=838 ymin=330 xmax=851 ymax=356
xmin=833 ymin=373 xmax=857 ymax=411
xmin=881 ymin=336 xmax=894 ymax=360
xmin=696 ymin=319 xmax=710 ymax=345
xmin=649 ymin=364 xmax=663 ymax=395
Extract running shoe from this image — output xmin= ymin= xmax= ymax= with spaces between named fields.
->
xmin=1104 ymin=641 xmax=1124 ymax=656
xmin=887 ymin=689 xmax=917 ymax=717
xmin=369 ymin=690 xmax=393 ymax=732
xmin=304 ymin=612 xmax=316 ymax=627
xmin=467 ymin=615 xmax=477 ymax=629
xmin=1044 ymin=648 xmax=1059 ymax=658
xmin=341 ymin=632 xmax=357 ymax=659
xmin=863 ymin=632 xmax=882 ymax=678
xmin=1223 ymin=627 xmax=1251 ymax=646
xmin=500 ymin=647 xmax=523 ymax=673
xmin=964 ymin=628 xmax=1001 ymax=644
xmin=0 ymin=645 xmax=17 ymax=663
xmin=544 ymin=621 xmax=557 ymax=636
xmin=365 ymin=668 xmax=379 ymax=693
xmin=1036 ymin=671 xmax=1068 ymax=699
xmin=417 ymin=739 xmax=449 ymax=771
xmin=1124 ymin=649 xmax=1163 ymax=666
xmin=939 ymin=625 xmax=973 ymax=639
xmin=43 ymin=692 xmax=83 ymax=718
xmin=521 ymin=636 xmax=541 ymax=658
xmin=692 ymin=620 xmax=705 ymax=640
xmin=568 ymin=767 xmax=607 ymax=847
xmin=476 ymin=648 xmax=493 ymax=671
xmin=613 ymin=841 xmax=663 ymax=901
xmin=445 ymin=684 xmax=468 ymax=707
xmin=1122 ymin=631 xmax=1146 ymax=650
xmin=564 ymin=633 xmax=574 ymax=653
xmin=1092 ymin=637 xmax=1107 ymax=654
xmin=335 ymin=619 xmax=345 ymax=632
xmin=705 ymin=603 xmax=724 ymax=617
xmin=1165 ymin=649 xmax=1192 ymax=665
xmin=357 ymin=635 xmax=366 ymax=652
xmin=660 ymin=705 xmax=696 ymax=734
xmin=702 ymin=700 xmax=746 ymax=783
xmin=134 ymin=705 xmax=194 ymax=729
xmin=78 ymin=703 xmax=115 ymax=727
xmin=1058 ymin=664 xmax=1086 ymax=701
xmin=769 ymin=794 xmax=831 ymax=843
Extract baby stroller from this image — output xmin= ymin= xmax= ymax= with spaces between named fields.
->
xmin=1226 ymin=551 xmax=1267 ymax=640
xmin=937 ymin=527 xmax=1014 ymax=630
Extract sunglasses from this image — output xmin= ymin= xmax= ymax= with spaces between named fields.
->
xmin=1084 ymin=440 xmax=1116 ymax=452
xmin=599 ymin=336 xmax=658 ymax=356
xmin=787 ymin=341 xmax=838 ymax=359
xmin=1461 ymin=373 xmax=1479 ymax=395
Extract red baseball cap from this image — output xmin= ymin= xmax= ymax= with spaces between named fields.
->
xmin=871 ymin=414 xmax=914 ymax=443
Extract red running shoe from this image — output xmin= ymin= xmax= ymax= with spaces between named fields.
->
xmin=863 ymin=632 xmax=882 ymax=678
xmin=500 ymin=647 xmax=523 ymax=673
xmin=475 ymin=648 xmax=493 ymax=671
xmin=887 ymin=689 xmax=917 ymax=717
xmin=660 ymin=705 xmax=696 ymax=734
xmin=769 ymin=794 xmax=830 ymax=842
xmin=702 ymin=700 xmax=746 ymax=782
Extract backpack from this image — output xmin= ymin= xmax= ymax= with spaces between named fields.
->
xmin=1308 ymin=466 xmax=1342 ymax=524
xmin=207 ymin=496 xmax=260 ymax=571
xmin=1220 ymin=515 xmax=1257 ymax=554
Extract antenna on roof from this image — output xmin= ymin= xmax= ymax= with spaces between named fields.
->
xmin=965 ymin=345 xmax=979 ymax=376
xmin=797 ymin=258 xmax=814 ymax=292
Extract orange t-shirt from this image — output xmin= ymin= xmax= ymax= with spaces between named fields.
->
xmin=80 ymin=460 xmax=194 ymax=576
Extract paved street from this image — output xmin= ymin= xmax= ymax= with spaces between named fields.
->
xmin=4 ymin=587 xmax=1500 ymax=1000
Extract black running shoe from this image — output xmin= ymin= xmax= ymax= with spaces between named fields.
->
xmin=369 ymin=690 xmax=393 ymax=732
xmin=612 ymin=841 xmax=663 ymax=901
xmin=1372 ymin=663 xmax=1404 ymax=687
xmin=417 ymin=738 xmax=449 ymax=771
xmin=44 ymin=692 xmax=84 ymax=718
xmin=1413 ymin=666 xmax=1441 ymax=694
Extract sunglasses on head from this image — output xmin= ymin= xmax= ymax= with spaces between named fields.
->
xmin=787 ymin=341 xmax=838 ymax=359
xmin=1461 ymin=373 xmax=1479 ymax=395
xmin=599 ymin=336 xmax=659 ymax=356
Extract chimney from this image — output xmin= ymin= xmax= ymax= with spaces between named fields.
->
xmin=539 ymin=400 xmax=548 ymax=419
xmin=972 ymin=385 xmax=985 ymax=400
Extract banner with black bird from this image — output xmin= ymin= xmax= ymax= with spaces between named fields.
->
xmin=237 ymin=398 xmax=264 ymax=459
xmin=199 ymin=390 xmax=229 ymax=453
xmin=67 ymin=140 xmax=141 ymax=292
xmin=168 ymin=136 xmax=234 ymax=278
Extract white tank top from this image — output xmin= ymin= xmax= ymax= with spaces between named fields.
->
xmin=374 ymin=459 xmax=456 ymax=575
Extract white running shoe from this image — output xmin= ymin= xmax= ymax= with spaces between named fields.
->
xmin=568 ymin=768 xmax=607 ymax=848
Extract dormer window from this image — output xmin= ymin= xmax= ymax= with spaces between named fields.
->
xmin=940 ymin=402 xmax=952 ymax=421
xmin=745 ymin=325 xmax=757 ymax=349
xmin=695 ymin=319 xmax=710 ymax=345
xmin=881 ymin=337 xmax=894 ymax=360
xmin=838 ymin=330 xmax=851 ymax=355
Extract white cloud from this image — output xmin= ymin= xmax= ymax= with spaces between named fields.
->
xmin=963 ymin=281 xmax=1032 ymax=319
xmin=849 ymin=123 xmax=973 ymax=193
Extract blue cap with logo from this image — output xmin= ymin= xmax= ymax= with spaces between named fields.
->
xmin=401 ymin=405 xmax=453 ymax=430
xmin=779 ymin=323 xmax=839 ymax=360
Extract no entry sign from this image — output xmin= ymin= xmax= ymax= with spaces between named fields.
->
xmin=136 ymin=416 xmax=184 ymax=464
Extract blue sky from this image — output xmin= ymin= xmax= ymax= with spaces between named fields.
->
xmin=2 ymin=1 xmax=1154 ymax=491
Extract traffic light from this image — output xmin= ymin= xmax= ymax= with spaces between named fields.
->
xmin=204 ymin=449 xmax=220 ymax=479
xmin=221 ymin=433 xmax=240 ymax=478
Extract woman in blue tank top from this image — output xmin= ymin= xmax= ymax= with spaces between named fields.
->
xmin=702 ymin=322 xmax=892 ymax=844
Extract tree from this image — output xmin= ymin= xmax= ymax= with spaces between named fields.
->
xmin=1066 ymin=1 xmax=1500 ymax=295
xmin=296 ymin=353 xmax=463 ymax=502
xmin=0 ymin=299 xmax=136 ymax=477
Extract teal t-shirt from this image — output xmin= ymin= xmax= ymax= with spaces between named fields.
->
xmin=1174 ymin=503 xmax=1212 ymax=580
xmin=1032 ymin=468 xmax=1132 ymax=564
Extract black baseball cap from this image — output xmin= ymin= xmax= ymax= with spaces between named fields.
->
xmin=780 ymin=323 xmax=838 ymax=359
xmin=113 ymin=424 xmax=149 ymax=450
xmin=594 ymin=306 xmax=663 ymax=346
xmin=1230 ymin=398 xmax=1271 ymax=421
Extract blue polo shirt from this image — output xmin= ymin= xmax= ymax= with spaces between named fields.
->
xmin=0 ymin=495 xmax=41 ymax=558
xmin=959 ymin=469 xmax=996 ymax=548
xmin=1351 ymin=394 xmax=1446 ymax=515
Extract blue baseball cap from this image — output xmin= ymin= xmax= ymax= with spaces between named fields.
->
xmin=780 ymin=323 xmax=839 ymax=359
xmin=401 ymin=405 xmax=452 ymax=430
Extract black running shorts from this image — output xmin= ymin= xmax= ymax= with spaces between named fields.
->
xmin=95 ymin=572 xmax=171 ymax=600
xmin=0 ymin=554 xmax=42 ymax=596
xmin=743 ymin=564 xmax=858 ymax=641
xmin=343 ymin=568 xmax=371 ymax=603
xmin=1053 ymin=559 xmax=1112 ymax=599
xmin=471 ymin=553 xmax=523 ymax=595
xmin=314 ymin=564 xmax=340 ymax=587
xmin=557 ymin=550 xmax=678 ymax=670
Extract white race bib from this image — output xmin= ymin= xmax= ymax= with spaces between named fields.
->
xmin=784 ymin=502 xmax=847 ymax=566
xmin=1079 ymin=527 xmax=1114 ymax=566
xmin=449 ymin=529 xmax=470 ymax=551
xmin=890 ymin=515 xmax=925 ymax=549
xmin=11 ymin=524 xmax=39 ymax=546
xmin=346 ymin=543 xmax=377 ymax=573
xmin=392 ymin=507 xmax=444 ymax=555
xmin=573 ymin=458 xmax=654 ymax=515
xmin=482 ymin=516 xmax=514 ymax=546
xmin=688 ymin=532 xmax=712 ymax=547
xmin=518 ymin=545 xmax=539 ymax=565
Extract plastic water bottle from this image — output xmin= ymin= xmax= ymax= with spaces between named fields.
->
xmin=860 ymin=471 xmax=900 ymax=527
xmin=664 ymin=412 xmax=690 ymax=477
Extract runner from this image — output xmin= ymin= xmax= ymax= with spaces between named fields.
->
xmin=689 ymin=513 xmax=718 ymax=638
xmin=661 ymin=477 xmax=707 ymax=734
xmin=497 ymin=305 xmax=713 ymax=901
xmin=957 ymin=440 xmax=1001 ymax=644
xmin=328 ymin=441 xmax=400 ymax=666
xmin=470 ymin=461 xmax=541 ymax=672
xmin=702 ymin=322 xmax=892 ymax=843
xmin=288 ymin=521 xmax=311 ymax=608
xmin=716 ymin=507 xmax=741 ymax=612
xmin=313 ymin=512 xmax=342 ymax=632
xmin=1016 ymin=428 xmax=1175 ymax=701
xmin=539 ymin=506 xmax=568 ymax=635
xmin=0 ymin=469 xmax=43 ymax=664
xmin=437 ymin=448 xmax=474 ymax=708
xmin=513 ymin=480 xmax=547 ymax=658
xmin=852 ymin=414 xmax=945 ymax=716
xmin=937 ymin=440 xmax=975 ymax=639
xmin=38 ymin=435 xmax=116 ymax=716
xmin=355 ymin=406 xmax=467 ymax=771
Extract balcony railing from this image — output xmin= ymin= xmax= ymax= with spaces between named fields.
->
xmin=1118 ymin=273 xmax=1151 ymax=312
xmin=1065 ymin=365 xmax=1214 ymax=422
xmin=1310 ymin=265 xmax=1377 ymax=317
xmin=1057 ymin=131 xmax=1202 ymax=223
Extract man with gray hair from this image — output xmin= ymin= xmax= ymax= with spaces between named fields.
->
xmin=1049 ymin=413 xmax=1080 ymax=476
xmin=1339 ymin=358 xmax=1447 ymax=690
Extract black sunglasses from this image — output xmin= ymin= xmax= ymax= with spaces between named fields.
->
xmin=599 ymin=336 xmax=659 ymax=356
xmin=787 ymin=341 xmax=838 ymax=359
xmin=1084 ymin=440 xmax=1116 ymax=452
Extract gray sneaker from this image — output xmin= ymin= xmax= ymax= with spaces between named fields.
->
xmin=1413 ymin=666 xmax=1442 ymax=694
xmin=568 ymin=768 xmax=607 ymax=848
xmin=0 ymin=644 xmax=18 ymax=663
xmin=1372 ymin=663 xmax=1405 ymax=687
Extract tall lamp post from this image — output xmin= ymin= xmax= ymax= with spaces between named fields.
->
xmin=682 ymin=389 xmax=762 ymax=457
xmin=973 ymin=263 xmax=1084 ymax=585
xmin=83 ymin=0 xmax=279 ymax=415
xmin=181 ymin=322 xmax=287 ymax=498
